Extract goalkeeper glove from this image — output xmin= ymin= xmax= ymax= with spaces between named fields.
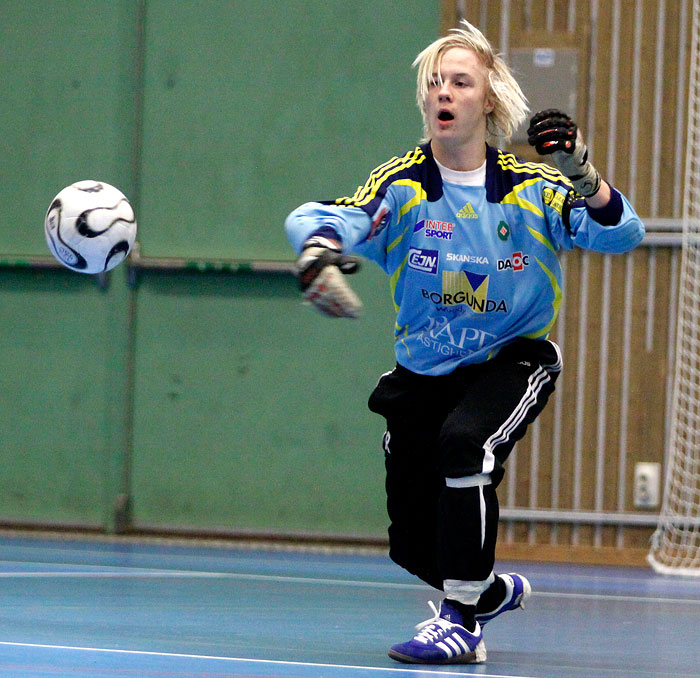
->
xmin=295 ymin=236 xmax=363 ymax=318
xmin=527 ymin=109 xmax=601 ymax=198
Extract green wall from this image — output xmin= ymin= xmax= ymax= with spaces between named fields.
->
xmin=0 ymin=1 xmax=439 ymax=538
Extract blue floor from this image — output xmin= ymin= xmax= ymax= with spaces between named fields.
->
xmin=0 ymin=533 xmax=698 ymax=677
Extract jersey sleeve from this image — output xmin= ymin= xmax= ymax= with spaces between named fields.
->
xmin=565 ymin=189 xmax=645 ymax=252
xmin=285 ymin=147 xmax=428 ymax=272
xmin=285 ymin=202 xmax=370 ymax=253
xmin=542 ymin=182 xmax=644 ymax=253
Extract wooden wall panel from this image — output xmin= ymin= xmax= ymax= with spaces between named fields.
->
xmin=442 ymin=1 xmax=690 ymax=564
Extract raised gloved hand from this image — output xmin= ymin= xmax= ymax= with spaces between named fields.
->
xmin=527 ymin=109 xmax=601 ymax=198
xmin=295 ymin=236 xmax=363 ymax=318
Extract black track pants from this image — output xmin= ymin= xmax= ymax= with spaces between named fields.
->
xmin=368 ymin=338 xmax=561 ymax=589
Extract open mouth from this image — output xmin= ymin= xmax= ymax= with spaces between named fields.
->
xmin=438 ymin=110 xmax=454 ymax=121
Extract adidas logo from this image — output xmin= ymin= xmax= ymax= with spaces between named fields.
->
xmin=457 ymin=202 xmax=478 ymax=219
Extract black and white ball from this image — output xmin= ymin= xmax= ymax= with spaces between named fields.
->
xmin=44 ymin=181 xmax=137 ymax=274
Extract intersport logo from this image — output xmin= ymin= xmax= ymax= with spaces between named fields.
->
xmin=414 ymin=219 xmax=454 ymax=240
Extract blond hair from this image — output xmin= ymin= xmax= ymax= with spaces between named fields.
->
xmin=413 ymin=20 xmax=528 ymax=143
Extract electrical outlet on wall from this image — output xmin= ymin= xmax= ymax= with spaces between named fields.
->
xmin=634 ymin=462 xmax=661 ymax=509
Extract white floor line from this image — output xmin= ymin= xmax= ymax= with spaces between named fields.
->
xmin=532 ymin=590 xmax=700 ymax=605
xmin=0 ymin=640 xmax=538 ymax=678
xmin=0 ymin=567 xmax=698 ymax=606
xmin=0 ymin=567 xmax=426 ymax=589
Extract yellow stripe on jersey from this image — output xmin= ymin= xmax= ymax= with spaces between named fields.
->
xmin=497 ymin=152 xmax=567 ymax=183
xmin=348 ymin=154 xmax=408 ymax=204
xmin=357 ymin=147 xmax=425 ymax=205
xmin=334 ymin=147 xmax=426 ymax=208
xmin=387 ymin=221 xmax=414 ymax=254
xmin=527 ymin=225 xmax=557 ymax=253
xmin=394 ymin=321 xmax=412 ymax=357
xmin=385 ymin=179 xmax=427 ymax=253
xmin=393 ymin=179 xmax=427 ymax=223
xmin=500 ymin=177 xmax=545 ymax=217
xmin=340 ymin=155 xmax=403 ymax=205
xmin=522 ymin=257 xmax=562 ymax=339
xmin=389 ymin=252 xmax=409 ymax=312
xmin=499 ymin=160 xmax=566 ymax=185
xmin=335 ymin=155 xmax=406 ymax=206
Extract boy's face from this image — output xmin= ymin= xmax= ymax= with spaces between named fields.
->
xmin=425 ymin=47 xmax=494 ymax=150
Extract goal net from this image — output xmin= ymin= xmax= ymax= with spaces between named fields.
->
xmin=648 ymin=0 xmax=700 ymax=576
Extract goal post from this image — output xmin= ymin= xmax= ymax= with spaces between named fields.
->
xmin=648 ymin=0 xmax=700 ymax=576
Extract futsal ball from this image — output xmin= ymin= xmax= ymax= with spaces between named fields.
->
xmin=44 ymin=180 xmax=137 ymax=274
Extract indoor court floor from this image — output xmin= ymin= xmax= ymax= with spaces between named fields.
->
xmin=0 ymin=532 xmax=697 ymax=678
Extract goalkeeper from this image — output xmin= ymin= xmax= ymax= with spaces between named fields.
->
xmin=285 ymin=20 xmax=644 ymax=665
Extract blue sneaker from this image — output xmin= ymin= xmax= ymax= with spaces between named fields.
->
xmin=388 ymin=600 xmax=486 ymax=664
xmin=475 ymin=573 xmax=531 ymax=626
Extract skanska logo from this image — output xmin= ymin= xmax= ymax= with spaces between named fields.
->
xmin=408 ymin=248 xmax=439 ymax=274
xmin=446 ymin=253 xmax=489 ymax=265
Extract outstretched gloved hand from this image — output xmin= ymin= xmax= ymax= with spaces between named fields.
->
xmin=527 ymin=109 xmax=601 ymax=198
xmin=295 ymin=236 xmax=363 ymax=318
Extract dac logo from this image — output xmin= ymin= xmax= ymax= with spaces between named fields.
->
xmin=497 ymin=251 xmax=529 ymax=272
xmin=408 ymin=248 xmax=439 ymax=274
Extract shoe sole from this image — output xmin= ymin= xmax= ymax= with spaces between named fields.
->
xmin=388 ymin=640 xmax=487 ymax=665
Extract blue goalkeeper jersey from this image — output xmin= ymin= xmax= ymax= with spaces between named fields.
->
xmin=286 ymin=143 xmax=644 ymax=375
